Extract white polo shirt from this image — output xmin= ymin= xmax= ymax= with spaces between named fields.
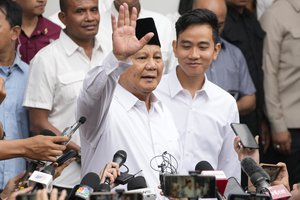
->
xmin=155 ymin=69 xmax=241 ymax=182
xmin=23 ymin=30 xmax=109 ymax=188
xmin=78 ymin=53 xmax=182 ymax=195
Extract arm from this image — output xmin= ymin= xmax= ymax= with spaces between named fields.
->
xmin=0 ymin=135 xmax=67 ymax=161
xmin=29 ymin=108 xmax=80 ymax=151
xmin=260 ymin=11 xmax=291 ymax=154
xmin=237 ymin=94 xmax=256 ymax=115
xmin=78 ymin=3 xmax=154 ymax=143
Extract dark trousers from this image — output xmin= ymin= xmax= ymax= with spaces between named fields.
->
xmin=261 ymin=129 xmax=300 ymax=188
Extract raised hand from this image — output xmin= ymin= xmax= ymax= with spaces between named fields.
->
xmin=111 ymin=3 xmax=154 ymax=61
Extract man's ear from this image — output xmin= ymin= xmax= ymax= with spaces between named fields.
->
xmin=172 ymin=40 xmax=178 ymax=58
xmin=58 ymin=11 xmax=67 ymax=26
xmin=213 ymin=42 xmax=221 ymax=61
xmin=10 ymin=25 xmax=21 ymax=41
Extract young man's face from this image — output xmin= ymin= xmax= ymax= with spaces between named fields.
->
xmin=59 ymin=0 xmax=100 ymax=42
xmin=15 ymin=0 xmax=47 ymax=16
xmin=119 ymin=45 xmax=163 ymax=100
xmin=0 ymin=8 xmax=18 ymax=54
xmin=173 ymin=24 xmax=220 ymax=78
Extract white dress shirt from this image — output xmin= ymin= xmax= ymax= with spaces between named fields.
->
xmin=155 ymin=69 xmax=241 ymax=182
xmin=23 ymin=31 xmax=109 ymax=188
xmin=77 ymin=53 xmax=182 ymax=194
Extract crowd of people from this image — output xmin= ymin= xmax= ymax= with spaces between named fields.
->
xmin=0 ymin=0 xmax=299 ymax=199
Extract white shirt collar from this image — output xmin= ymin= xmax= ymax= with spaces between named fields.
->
xmin=168 ymin=68 xmax=212 ymax=100
xmin=114 ymin=83 xmax=164 ymax=114
xmin=59 ymin=30 xmax=103 ymax=56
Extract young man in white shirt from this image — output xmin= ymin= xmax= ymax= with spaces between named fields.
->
xmin=155 ymin=8 xmax=241 ymax=181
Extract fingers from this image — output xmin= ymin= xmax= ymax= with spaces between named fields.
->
xmin=58 ymin=190 xmax=67 ymax=200
xmin=50 ymin=188 xmax=58 ymax=200
xmin=130 ymin=7 xmax=137 ymax=29
xmin=118 ymin=4 xmax=125 ymax=28
xmin=111 ymin=14 xmax=117 ymax=33
xmin=124 ymin=3 xmax=130 ymax=26
xmin=51 ymin=136 xmax=69 ymax=145
xmin=9 ymin=186 xmax=33 ymax=199
xmin=139 ymin=32 xmax=154 ymax=47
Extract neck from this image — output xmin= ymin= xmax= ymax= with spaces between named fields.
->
xmin=65 ymin=30 xmax=95 ymax=59
xmin=22 ymin=14 xmax=39 ymax=37
xmin=0 ymin=48 xmax=16 ymax=67
xmin=176 ymin=67 xmax=205 ymax=97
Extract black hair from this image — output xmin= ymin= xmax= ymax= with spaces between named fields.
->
xmin=178 ymin=0 xmax=193 ymax=15
xmin=59 ymin=0 xmax=67 ymax=12
xmin=175 ymin=8 xmax=220 ymax=44
xmin=0 ymin=0 xmax=22 ymax=27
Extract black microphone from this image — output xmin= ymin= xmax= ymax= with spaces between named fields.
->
xmin=62 ymin=116 xmax=86 ymax=137
xmin=127 ymin=176 xmax=147 ymax=190
xmin=68 ymin=172 xmax=100 ymax=200
xmin=240 ymin=157 xmax=271 ymax=193
xmin=98 ymin=150 xmax=127 ymax=192
xmin=195 ymin=161 xmax=224 ymax=200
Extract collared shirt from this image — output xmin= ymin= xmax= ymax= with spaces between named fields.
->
xmin=206 ymin=38 xmax=256 ymax=100
xmin=78 ymin=53 xmax=182 ymax=195
xmin=23 ymin=30 xmax=108 ymax=188
xmin=98 ymin=5 xmax=176 ymax=73
xmin=0 ymin=54 xmax=29 ymax=188
xmin=260 ymin=0 xmax=300 ymax=132
xmin=222 ymin=5 xmax=265 ymax=135
xmin=256 ymin=0 xmax=274 ymax=19
xmin=155 ymin=69 xmax=241 ymax=182
xmin=17 ymin=15 xmax=61 ymax=64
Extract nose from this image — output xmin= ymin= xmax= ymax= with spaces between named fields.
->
xmin=85 ymin=11 xmax=96 ymax=21
xmin=145 ymin=58 xmax=157 ymax=70
xmin=188 ymin=47 xmax=200 ymax=59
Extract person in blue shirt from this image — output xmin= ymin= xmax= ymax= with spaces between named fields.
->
xmin=0 ymin=0 xmax=30 ymax=189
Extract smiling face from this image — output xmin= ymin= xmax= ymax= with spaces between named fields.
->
xmin=59 ymin=0 xmax=99 ymax=43
xmin=173 ymin=24 xmax=220 ymax=79
xmin=119 ymin=45 xmax=163 ymax=101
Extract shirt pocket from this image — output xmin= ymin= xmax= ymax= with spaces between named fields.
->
xmin=57 ymin=70 xmax=85 ymax=104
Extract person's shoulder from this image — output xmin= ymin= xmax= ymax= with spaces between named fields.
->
xmin=206 ymin=80 xmax=236 ymax=102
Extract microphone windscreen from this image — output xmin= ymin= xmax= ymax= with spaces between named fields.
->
xmin=40 ymin=129 xmax=56 ymax=136
xmin=113 ymin=150 xmax=127 ymax=166
xmin=79 ymin=116 xmax=86 ymax=124
xmin=127 ymin=176 xmax=147 ymax=190
xmin=81 ymin=172 xmax=100 ymax=190
xmin=195 ymin=161 xmax=214 ymax=172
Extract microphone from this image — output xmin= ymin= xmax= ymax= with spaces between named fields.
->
xmin=68 ymin=172 xmax=100 ymax=200
xmin=196 ymin=161 xmax=228 ymax=197
xmin=62 ymin=116 xmax=86 ymax=145
xmin=98 ymin=150 xmax=127 ymax=192
xmin=28 ymin=165 xmax=55 ymax=192
xmin=241 ymin=157 xmax=291 ymax=200
xmin=126 ymin=176 xmax=156 ymax=200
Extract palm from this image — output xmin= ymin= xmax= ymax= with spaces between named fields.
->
xmin=111 ymin=3 xmax=153 ymax=60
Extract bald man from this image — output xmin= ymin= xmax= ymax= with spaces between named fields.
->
xmin=194 ymin=0 xmax=256 ymax=117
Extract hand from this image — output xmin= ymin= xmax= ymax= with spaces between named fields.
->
xmin=36 ymin=188 xmax=67 ymax=200
xmin=271 ymin=131 xmax=291 ymax=155
xmin=6 ymin=187 xmax=33 ymax=200
xmin=233 ymin=136 xmax=260 ymax=163
xmin=290 ymin=183 xmax=300 ymax=200
xmin=0 ymin=172 xmax=27 ymax=199
xmin=111 ymin=3 xmax=154 ymax=61
xmin=0 ymin=77 xmax=6 ymax=104
xmin=52 ymin=157 xmax=76 ymax=179
xmin=24 ymin=135 xmax=68 ymax=162
xmin=271 ymin=162 xmax=290 ymax=191
xmin=99 ymin=161 xmax=120 ymax=188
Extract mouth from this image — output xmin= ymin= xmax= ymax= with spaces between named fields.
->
xmin=186 ymin=62 xmax=202 ymax=68
xmin=141 ymin=75 xmax=156 ymax=81
xmin=82 ymin=24 xmax=98 ymax=31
